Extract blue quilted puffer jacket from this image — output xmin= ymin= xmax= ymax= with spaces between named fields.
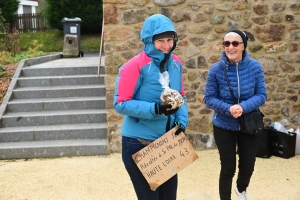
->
xmin=204 ymin=51 xmax=267 ymax=131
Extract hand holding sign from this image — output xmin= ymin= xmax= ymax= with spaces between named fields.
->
xmin=132 ymin=126 xmax=199 ymax=191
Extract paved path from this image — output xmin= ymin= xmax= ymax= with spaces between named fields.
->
xmin=30 ymin=52 xmax=104 ymax=68
xmin=0 ymin=149 xmax=299 ymax=200
xmin=1 ymin=54 xmax=299 ymax=199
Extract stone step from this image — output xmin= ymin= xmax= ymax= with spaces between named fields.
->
xmin=0 ymin=123 xmax=107 ymax=142
xmin=21 ymin=66 xmax=105 ymax=77
xmin=0 ymin=139 xmax=109 ymax=159
xmin=0 ymin=54 xmax=109 ymax=159
xmin=12 ymin=85 xmax=106 ymax=99
xmin=17 ymin=75 xmax=104 ymax=87
xmin=1 ymin=109 xmax=107 ymax=127
xmin=6 ymin=97 xmax=106 ymax=112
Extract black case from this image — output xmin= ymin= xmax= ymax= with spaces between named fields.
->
xmin=268 ymin=128 xmax=296 ymax=159
xmin=256 ymin=128 xmax=273 ymax=158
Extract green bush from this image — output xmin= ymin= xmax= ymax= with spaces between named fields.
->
xmin=0 ymin=51 xmax=12 ymax=65
xmin=0 ymin=0 xmax=19 ymax=24
xmin=3 ymin=28 xmax=20 ymax=54
xmin=0 ymin=40 xmax=47 ymax=65
xmin=45 ymin=0 xmax=103 ymax=34
xmin=0 ymin=64 xmax=5 ymax=72
xmin=0 ymin=8 xmax=6 ymax=51
xmin=0 ymin=8 xmax=20 ymax=55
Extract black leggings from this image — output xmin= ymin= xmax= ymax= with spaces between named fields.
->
xmin=213 ymin=125 xmax=259 ymax=200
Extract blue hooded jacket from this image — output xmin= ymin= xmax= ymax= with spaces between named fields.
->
xmin=113 ymin=14 xmax=188 ymax=140
xmin=204 ymin=51 xmax=267 ymax=131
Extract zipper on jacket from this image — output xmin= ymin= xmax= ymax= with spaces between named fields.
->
xmin=148 ymin=62 xmax=152 ymax=73
xmin=236 ymin=63 xmax=240 ymax=104
xmin=214 ymin=112 xmax=218 ymax=119
xmin=173 ymin=60 xmax=179 ymax=69
xmin=235 ymin=63 xmax=241 ymax=131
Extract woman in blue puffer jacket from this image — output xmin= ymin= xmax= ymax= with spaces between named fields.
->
xmin=114 ymin=14 xmax=188 ymax=200
xmin=204 ymin=30 xmax=267 ymax=200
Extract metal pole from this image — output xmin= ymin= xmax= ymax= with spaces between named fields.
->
xmin=97 ymin=17 xmax=104 ymax=77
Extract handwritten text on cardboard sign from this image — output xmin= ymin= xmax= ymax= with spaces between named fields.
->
xmin=132 ymin=127 xmax=199 ymax=191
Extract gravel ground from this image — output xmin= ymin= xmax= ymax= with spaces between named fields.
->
xmin=0 ymin=149 xmax=299 ymax=200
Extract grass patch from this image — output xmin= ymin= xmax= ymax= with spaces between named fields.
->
xmin=20 ymin=30 xmax=63 ymax=52
xmin=20 ymin=30 xmax=101 ymax=53
xmin=81 ymin=34 xmax=101 ymax=52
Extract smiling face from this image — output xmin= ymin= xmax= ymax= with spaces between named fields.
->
xmin=154 ymin=37 xmax=174 ymax=54
xmin=223 ymin=32 xmax=244 ymax=63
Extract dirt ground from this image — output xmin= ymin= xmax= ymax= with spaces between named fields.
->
xmin=0 ymin=62 xmax=299 ymax=199
xmin=0 ymin=149 xmax=299 ymax=200
xmin=0 ymin=63 xmax=18 ymax=104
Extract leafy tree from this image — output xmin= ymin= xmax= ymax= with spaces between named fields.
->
xmin=36 ymin=0 xmax=47 ymax=14
xmin=0 ymin=0 xmax=19 ymax=24
xmin=0 ymin=8 xmax=20 ymax=54
xmin=0 ymin=9 xmax=5 ymax=32
xmin=45 ymin=0 xmax=102 ymax=34
xmin=0 ymin=8 xmax=7 ymax=51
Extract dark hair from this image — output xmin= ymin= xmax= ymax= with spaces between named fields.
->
xmin=153 ymin=31 xmax=175 ymax=42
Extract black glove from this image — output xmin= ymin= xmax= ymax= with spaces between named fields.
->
xmin=155 ymin=104 xmax=178 ymax=116
xmin=175 ymin=122 xmax=185 ymax=136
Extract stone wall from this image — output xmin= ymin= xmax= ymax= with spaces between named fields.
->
xmin=103 ymin=0 xmax=300 ymax=152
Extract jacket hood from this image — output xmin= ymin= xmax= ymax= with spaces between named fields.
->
xmin=140 ymin=14 xmax=178 ymax=64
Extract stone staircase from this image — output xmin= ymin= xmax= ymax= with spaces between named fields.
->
xmin=0 ymin=53 xmax=109 ymax=159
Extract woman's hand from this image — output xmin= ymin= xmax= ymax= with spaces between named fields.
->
xmin=230 ymin=104 xmax=243 ymax=118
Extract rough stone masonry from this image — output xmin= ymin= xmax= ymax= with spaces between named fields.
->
xmin=102 ymin=0 xmax=300 ymax=152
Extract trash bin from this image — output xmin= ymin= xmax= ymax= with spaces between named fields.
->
xmin=61 ymin=17 xmax=84 ymax=57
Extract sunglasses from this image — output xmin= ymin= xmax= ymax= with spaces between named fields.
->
xmin=222 ymin=41 xmax=243 ymax=47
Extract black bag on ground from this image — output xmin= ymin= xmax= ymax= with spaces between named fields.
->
xmin=256 ymin=128 xmax=272 ymax=158
xmin=239 ymin=111 xmax=265 ymax=135
xmin=268 ymin=128 xmax=296 ymax=159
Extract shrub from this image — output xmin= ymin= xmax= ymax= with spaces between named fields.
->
xmin=0 ymin=1 xmax=19 ymax=24
xmin=3 ymin=28 xmax=20 ymax=55
xmin=0 ymin=51 xmax=11 ymax=65
xmin=0 ymin=8 xmax=7 ymax=51
xmin=0 ymin=8 xmax=20 ymax=54
xmin=45 ymin=0 xmax=103 ymax=34
xmin=0 ymin=64 xmax=5 ymax=72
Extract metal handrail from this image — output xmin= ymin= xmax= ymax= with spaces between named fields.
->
xmin=97 ymin=17 xmax=104 ymax=77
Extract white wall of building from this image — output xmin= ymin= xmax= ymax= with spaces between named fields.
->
xmin=16 ymin=0 xmax=38 ymax=14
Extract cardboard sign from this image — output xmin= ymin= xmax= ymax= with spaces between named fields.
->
xmin=132 ymin=127 xmax=199 ymax=191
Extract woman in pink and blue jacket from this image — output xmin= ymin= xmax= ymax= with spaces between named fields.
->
xmin=113 ymin=14 xmax=188 ymax=200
